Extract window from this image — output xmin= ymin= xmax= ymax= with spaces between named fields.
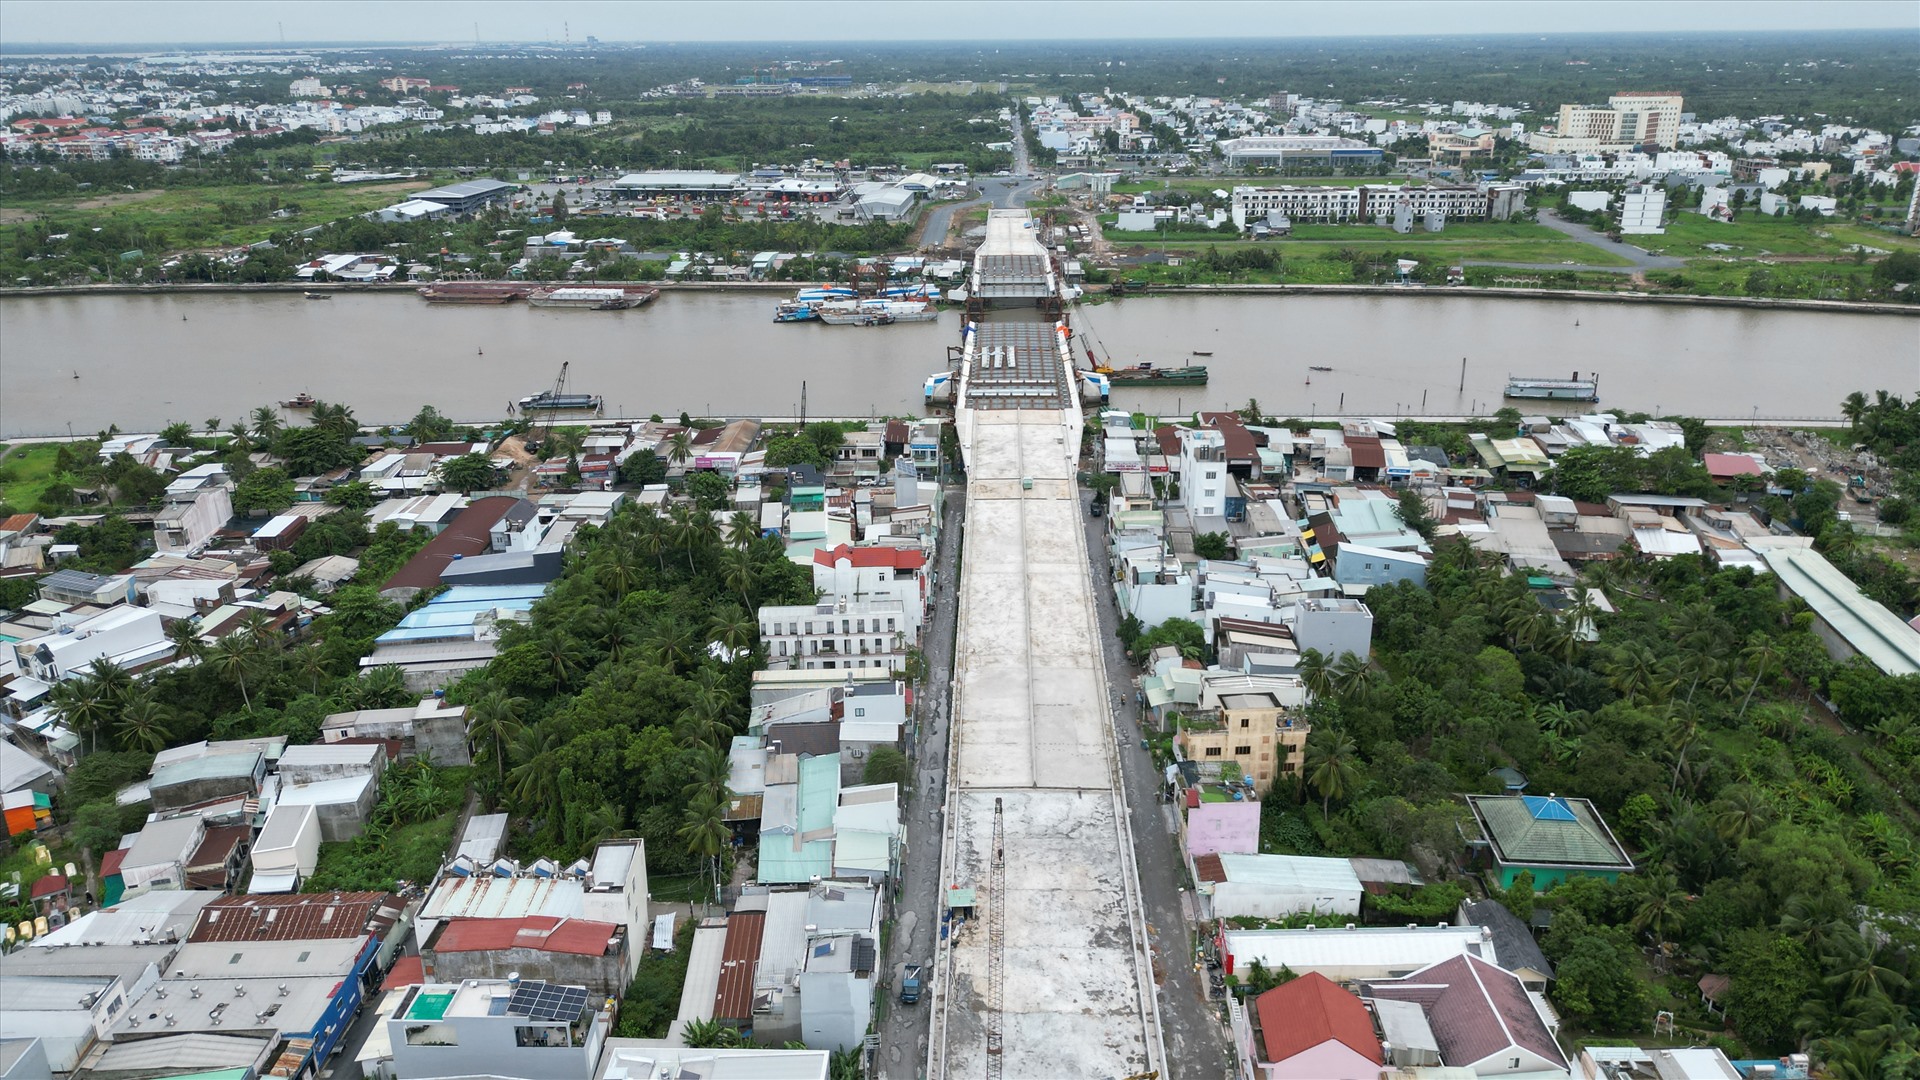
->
xmin=1204 ymin=747 xmax=1222 ymax=757
xmin=1239 ymin=718 xmax=1249 ymax=729
xmin=1234 ymin=745 xmax=1252 ymax=756
xmin=854 ymin=708 xmax=865 ymax=717
xmin=405 ymin=1025 xmax=459 ymax=1047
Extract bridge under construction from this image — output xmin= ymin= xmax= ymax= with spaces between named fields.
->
xmin=925 ymin=210 xmax=1165 ymax=1079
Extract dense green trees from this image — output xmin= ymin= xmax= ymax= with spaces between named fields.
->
xmin=438 ymin=501 xmax=816 ymax=873
xmin=1265 ymin=538 xmax=1920 ymax=1055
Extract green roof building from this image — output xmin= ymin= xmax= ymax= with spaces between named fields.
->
xmin=1464 ymin=794 xmax=1634 ymax=889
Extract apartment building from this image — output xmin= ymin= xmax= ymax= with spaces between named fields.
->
xmin=759 ymin=597 xmax=915 ymax=673
xmin=1172 ymin=673 xmax=1310 ymax=791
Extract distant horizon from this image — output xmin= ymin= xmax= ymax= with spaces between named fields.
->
xmin=4 ymin=26 xmax=1917 ymax=56
xmin=0 ymin=0 xmax=1912 ymax=49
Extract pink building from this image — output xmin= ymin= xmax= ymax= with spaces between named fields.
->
xmin=1246 ymin=973 xmax=1384 ymax=1080
xmin=1184 ymin=788 xmax=1260 ymax=857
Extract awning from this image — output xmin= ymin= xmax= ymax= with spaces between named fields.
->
xmin=4 ymin=678 xmax=51 ymax=703
xmin=247 ymin=871 xmax=298 ymax=894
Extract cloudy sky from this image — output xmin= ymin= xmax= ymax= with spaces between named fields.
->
xmin=1 ymin=0 xmax=1914 ymax=46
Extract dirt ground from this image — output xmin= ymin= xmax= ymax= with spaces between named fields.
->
xmin=494 ymin=434 xmax=539 ymax=491
xmin=1728 ymin=425 xmax=1919 ymax=568
xmin=70 ymin=188 xmax=168 ymax=210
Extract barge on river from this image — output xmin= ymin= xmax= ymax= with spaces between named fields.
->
xmin=418 ymin=282 xmax=535 ymax=304
xmin=517 ymin=391 xmax=604 ymax=414
xmin=1101 ymin=362 xmax=1208 ymax=387
xmin=1505 ymin=372 xmax=1600 ymax=402
xmin=527 ymin=285 xmax=659 ymax=310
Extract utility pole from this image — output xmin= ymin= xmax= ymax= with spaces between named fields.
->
xmin=800 ymin=380 xmax=808 ymax=426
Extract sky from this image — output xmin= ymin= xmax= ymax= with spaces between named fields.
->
xmin=1 ymin=0 xmax=1915 ymax=47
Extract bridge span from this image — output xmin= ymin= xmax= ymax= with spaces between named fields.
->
xmin=925 ymin=210 xmax=1165 ymax=1080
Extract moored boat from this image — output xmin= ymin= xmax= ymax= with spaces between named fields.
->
xmin=774 ymin=301 xmax=820 ymax=323
xmin=517 ymin=391 xmax=604 ymax=413
xmin=1100 ymin=362 xmax=1209 ymax=386
xmin=418 ymin=282 xmax=532 ymax=304
xmin=816 ymin=299 xmax=938 ymax=325
xmin=304 ymin=291 xmax=331 ymax=300
xmin=527 ymin=285 xmax=658 ymax=310
xmin=282 ymin=393 xmax=318 ymax=409
xmin=1505 ymin=372 xmax=1599 ymax=401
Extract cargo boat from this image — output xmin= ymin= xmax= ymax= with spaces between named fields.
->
xmin=1101 ymin=362 xmax=1208 ymax=387
xmin=816 ymin=299 xmax=938 ymax=325
xmin=1505 ymin=372 xmax=1600 ymax=402
xmin=527 ymin=285 xmax=659 ymax=310
xmin=418 ymin=282 xmax=532 ymax=304
xmin=774 ymin=301 xmax=820 ymax=322
xmin=517 ymin=391 xmax=604 ymax=413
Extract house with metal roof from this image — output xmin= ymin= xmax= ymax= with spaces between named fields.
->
xmin=1756 ymin=543 xmax=1920 ymax=677
xmin=1221 ymin=924 xmax=1493 ymax=984
xmin=409 ymin=177 xmax=518 ymax=215
xmin=1363 ymin=952 xmax=1570 ymax=1077
xmin=1457 ymin=898 xmax=1555 ymax=992
xmin=1463 ymin=793 xmax=1635 ymax=889
xmin=1195 ymin=853 xmax=1363 ymax=920
xmin=423 ymin=915 xmax=629 ymax=996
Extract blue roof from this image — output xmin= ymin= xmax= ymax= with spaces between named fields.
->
xmin=1522 ymin=795 xmax=1577 ymax=822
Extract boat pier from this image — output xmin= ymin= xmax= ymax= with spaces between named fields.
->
xmin=925 ymin=210 xmax=1166 ymax=1079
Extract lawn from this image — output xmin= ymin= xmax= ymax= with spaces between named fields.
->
xmin=0 ymin=178 xmax=433 ymax=251
xmin=1643 ymin=211 xmax=1920 ymax=260
xmin=0 ymin=442 xmax=81 ymax=512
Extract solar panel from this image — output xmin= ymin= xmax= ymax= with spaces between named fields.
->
xmin=506 ymin=980 xmax=589 ymax=1021
xmin=852 ymin=937 xmax=877 ymax=975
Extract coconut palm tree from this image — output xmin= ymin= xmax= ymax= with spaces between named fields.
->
xmin=1737 ymin=633 xmax=1783 ymax=721
xmin=48 ymin=674 xmax=112 ymax=754
xmin=595 ymin=544 xmax=641 ymax=600
xmin=209 ymin=632 xmax=257 ymax=710
xmin=725 ymin=511 xmax=758 ymax=548
xmin=679 ymin=793 xmax=732 ymax=906
xmin=1330 ymin=652 xmax=1377 ymax=701
xmin=166 ymin=617 xmax=207 ymax=663
xmin=115 ymin=692 xmax=173 ymax=754
xmin=1297 ymin=648 xmax=1335 ymax=701
xmin=645 ymin=622 xmax=699 ymax=674
xmin=634 ymin=512 xmax=669 ymax=572
xmin=1628 ymin=865 xmax=1689 ymax=946
xmin=707 ymin=605 xmax=756 ymax=658
xmin=666 ymin=428 xmax=695 ymax=472
xmin=675 ymin=701 xmax=733 ymax=752
xmin=719 ymin=547 xmax=757 ymax=610
xmin=1711 ymin=785 xmax=1772 ymax=845
xmin=681 ymin=747 xmax=731 ymax=805
xmin=1304 ymin=730 xmax=1361 ymax=821
xmin=250 ymin=405 xmax=283 ymax=443
xmin=1841 ymin=390 xmax=1869 ymax=433
xmin=466 ymin=689 xmax=528 ymax=784
xmin=356 ymin=664 xmax=409 ymax=708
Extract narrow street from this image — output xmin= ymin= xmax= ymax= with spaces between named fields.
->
xmin=877 ymin=486 xmax=966 ymax=1080
xmin=1080 ymin=491 xmax=1236 ymax=1080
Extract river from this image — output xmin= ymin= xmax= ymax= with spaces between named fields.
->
xmin=1 ymin=290 xmax=1914 ymax=436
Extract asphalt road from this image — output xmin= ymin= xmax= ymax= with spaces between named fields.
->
xmin=1079 ymin=494 xmax=1236 ymax=1080
xmin=1532 ymin=210 xmax=1686 ymax=270
xmin=877 ymin=486 xmax=966 ymax=1080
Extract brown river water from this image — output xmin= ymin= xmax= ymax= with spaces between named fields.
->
xmin=1 ymin=290 xmax=1914 ymax=436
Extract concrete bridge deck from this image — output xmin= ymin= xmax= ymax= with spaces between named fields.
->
xmin=928 ymin=211 xmax=1164 ymax=1080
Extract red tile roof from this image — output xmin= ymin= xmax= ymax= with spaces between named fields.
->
xmin=812 ymin=544 xmax=926 ymax=570
xmin=0 ymin=513 xmax=39 ymax=533
xmin=30 ymin=873 xmax=69 ymax=900
xmin=99 ymin=848 xmax=128 ymax=878
xmin=713 ymin=910 xmax=765 ymax=1022
xmin=432 ymin=916 xmax=623 ymax=957
xmin=1154 ymin=425 xmax=1182 ymax=458
xmin=190 ymin=891 xmax=404 ymax=942
xmin=1255 ymin=972 xmax=1382 ymax=1065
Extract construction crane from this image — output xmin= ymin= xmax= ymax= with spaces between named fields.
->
xmin=986 ymin=797 xmax=1005 ymax=1080
xmin=529 ymin=360 xmax=573 ymax=459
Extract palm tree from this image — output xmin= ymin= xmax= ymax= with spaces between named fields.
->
xmin=506 ymin=729 xmax=562 ymax=810
xmin=1841 ymin=390 xmax=1869 ymax=433
xmin=595 ymin=544 xmax=641 ymax=600
xmin=209 ymin=633 xmax=257 ymax=710
xmin=679 ymin=792 xmax=732 ymax=906
xmin=681 ymin=747 xmax=731 ymax=805
xmin=1628 ymin=866 xmax=1689 ymax=946
xmin=645 ymin=622 xmax=699 ymax=674
xmin=85 ymin=657 xmax=133 ymax=703
xmin=1737 ymin=633 xmax=1782 ymax=721
xmin=1603 ymin=642 xmax=1666 ymax=703
xmin=719 ymin=547 xmax=757 ymax=610
xmin=1304 ymin=730 xmax=1361 ymax=821
xmin=166 ymin=617 xmax=207 ymax=663
xmin=466 ymin=689 xmax=528 ymax=784
xmin=724 ymin=511 xmax=758 ymax=548
xmin=666 ymin=428 xmax=695 ymax=472
xmin=1331 ymin=652 xmax=1377 ymax=701
xmin=48 ymin=674 xmax=112 ymax=754
xmin=115 ymin=692 xmax=173 ymax=753
xmin=675 ymin=700 xmax=733 ymax=751
xmin=250 ymin=405 xmax=282 ymax=443
xmin=1297 ymin=648 xmax=1335 ymax=701
xmin=1711 ymin=786 xmax=1772 ymax=845
xmin=293 ymin=646 xmax=329 ymax=695
xmin=356 ymin=664 xmax=409 ymax=708
xmin=707 ymin=605 xmax=756 ymax=657
xmin=634 ymin=513 xmax=669 ymax=573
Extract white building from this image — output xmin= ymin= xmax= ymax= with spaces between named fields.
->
xmin=1540 ymin=92 xmax=1684 ymax=152
xmin=10 ymin=606 xmax=171 ymax=684
xmin=289 ymin=77 xmax=326 ymax=97
xmin=387 ymin=978 xmax=609 ymax=1080
xmin=1619 ymin=185 xmax=1668 ymax=234
xmin=1199 ymin=853 xmax=1365 ymax=920
xmin=809 ymin=544 xmax=928 ymax=643
xmin=154 ymin=484 xmax=233 ymax=555
xmin=1180 ymin=428 xmax=1229 ymax=518
xmin=759 ymin=597 xmax=915 ymax=673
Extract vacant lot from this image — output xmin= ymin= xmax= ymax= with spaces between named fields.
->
xmin=0 ymin=178 xmax=432 ymax=250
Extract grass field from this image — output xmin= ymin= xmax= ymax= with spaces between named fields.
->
xmin=0 ymin=442 xmax=78 ymax=512
xmin=1640 ymin=211 xmax=1920 ymax=260
xmin=1100 ymin=220 xmax=1635 ymax=267
xmin=0 ymin=178 xmax=432 ymax=249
